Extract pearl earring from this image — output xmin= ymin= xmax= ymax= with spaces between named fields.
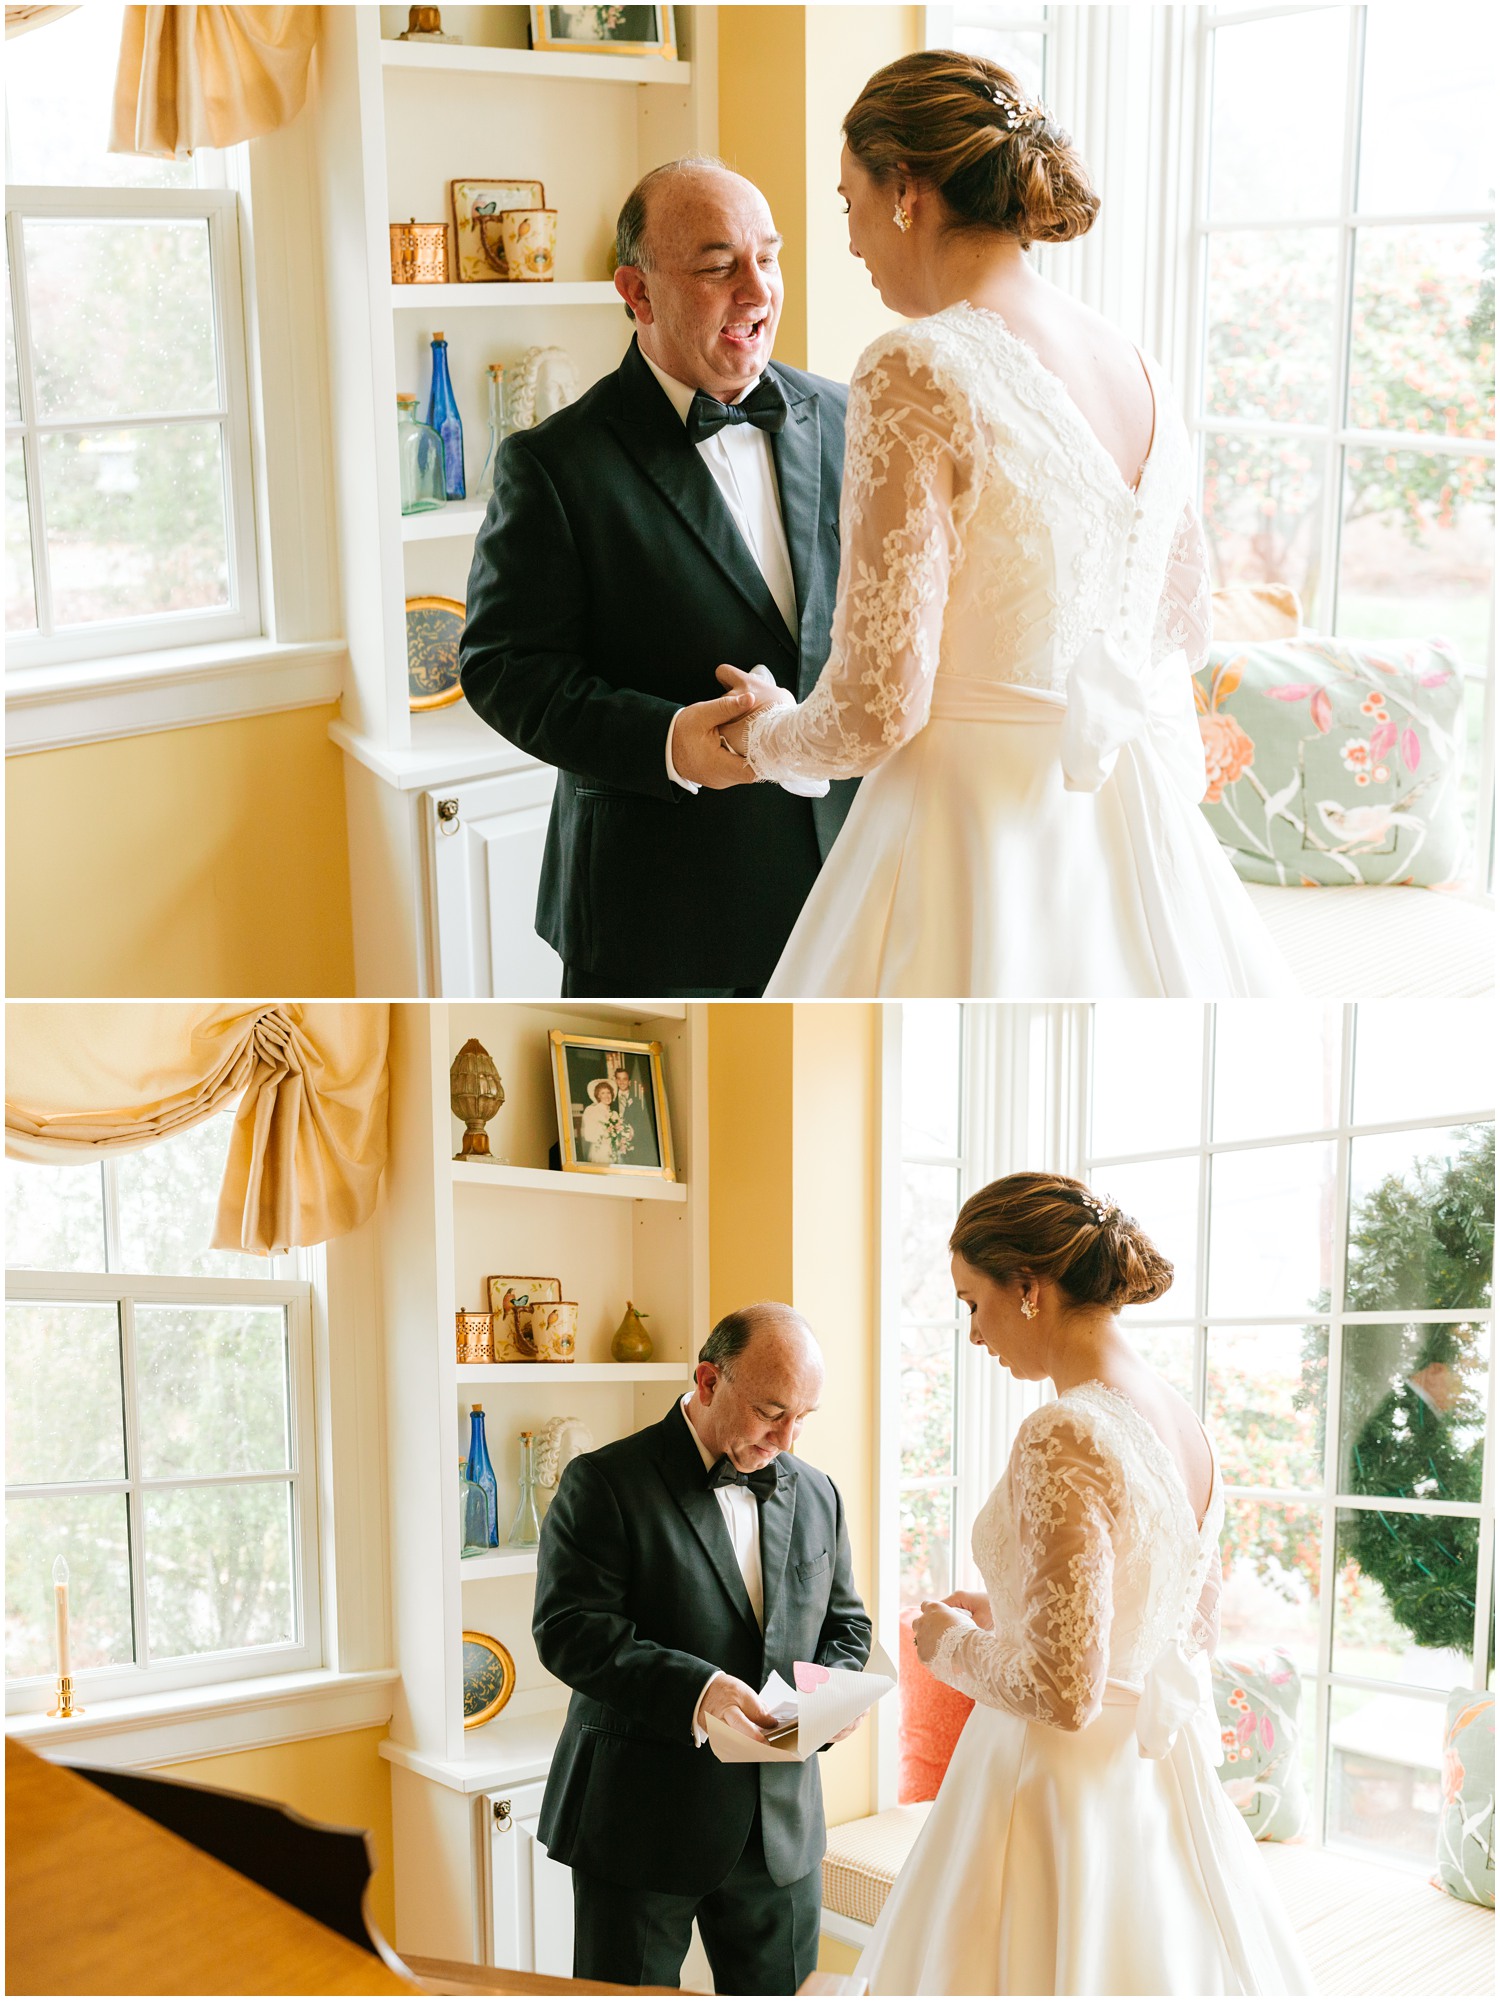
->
xmin=892 ymin=202 xmax=911 ymax=233
xmin=1020 ymin=1296 xmax=1038 ymax=1321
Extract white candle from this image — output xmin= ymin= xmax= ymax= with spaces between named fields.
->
xmin=52 ymin=1557 xmax=71 ymax=1681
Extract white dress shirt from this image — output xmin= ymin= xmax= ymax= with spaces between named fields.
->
xmin=644 ymin=354 xmax=802 ymax=797
xmin=680 ymin=1391 xmax=763 ymax=1746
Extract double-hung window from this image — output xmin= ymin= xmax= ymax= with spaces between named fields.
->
xmin=4 ymin=1109 xmax=322 ymax=1712
xmin=4 ymin=3 xmax=260 ymax=669
xmin=1087 ymin=1000 xmax=1494 ymax=1867
xmin=1195 ymin=4 xmax=1496 ymax=870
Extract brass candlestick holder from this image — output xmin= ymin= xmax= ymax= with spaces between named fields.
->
xmin=48 ymin=1674 xmax=83 ymax=1718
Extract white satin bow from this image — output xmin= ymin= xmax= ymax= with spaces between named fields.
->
xmin=1134 ymin=1641 xmax=1222 ymax=1764
xmin=1059 ymin=630 xmax=1208 ymax=804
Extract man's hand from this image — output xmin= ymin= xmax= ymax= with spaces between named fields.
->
xmin=942 ymin=1589 xmax=992 ymax=1630
xmin=698 ymin=1671 xmax=781 ymax=1742
xmin=670 ymin=686 xmax=765 ymax=789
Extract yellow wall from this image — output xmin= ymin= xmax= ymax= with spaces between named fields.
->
xmin=708 ymin=1004 xmax=881 ymax=1831
xmin=5 ymin=705 xmax=356 ymax=997
xmin=151 ymin=1724 xmax=395 ymax=1946
xmin=719 ymin=5 xmax=917 ymax=378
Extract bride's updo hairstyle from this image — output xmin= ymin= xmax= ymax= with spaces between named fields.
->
xmin=950 ymin=1172 xmax=1172 ymax=1311
xmin=843 ymin=49 xmax=1099 ymax=250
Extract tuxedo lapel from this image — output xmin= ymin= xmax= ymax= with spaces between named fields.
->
xmin=605 ymin=343 xmax=797 ymax=663
xmin=652 ymin=1408 xmax=761 ymax=1640
xmin=768 ymin=375 xmax=829 ymax=680
xmin=757 ymin=1458 xmax=798 ymax=1648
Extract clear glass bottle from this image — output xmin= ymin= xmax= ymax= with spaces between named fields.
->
xmin=459 ymin=1457 xmax=490 ymax=1557
xmin=479 ymin=362 xmax=507 ymax=495
xmin=397 ymin=394 xmax=446 ymax=515
xmin=425 ymin=329 xmax=466 ymax=500
xmin=506 ymin=1428 xmax=542 ymax=1549
xmin=465 ymin=1405 xmax=499 ymax=1547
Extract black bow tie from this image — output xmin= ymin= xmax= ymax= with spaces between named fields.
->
xmin=708 ymin=1454 xmax=778 ymax=1501
xmin=686 ymin=376 xmax=788 ymax=446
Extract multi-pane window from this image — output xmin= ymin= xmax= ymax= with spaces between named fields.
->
xmin=4 ymin=1110 xmax=321 ymax=1709
xmin=4 ymin=3 xmax=259 ymax=667
xmin=894 ymin=1003 xmax=968 ymax=1609
xmin=1196 ymin=5 xmax=1496 ymax=863
xmin=1087 ymin=1001 xmax=1494 ymax=1868
xmin=932 ymin=4 xmax=1053 ymax=100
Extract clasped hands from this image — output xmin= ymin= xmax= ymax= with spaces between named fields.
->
xmin=672 ymin=663 xmax=791 ymax=790
xmin=911 ymin=1589 xmax=992 ymax=1665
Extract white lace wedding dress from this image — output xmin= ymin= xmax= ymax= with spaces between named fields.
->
xmin=860 ymin=1385 xmax=1316 ymax=1996
xmin=744 ymin=305 xmax=1299 ymax=997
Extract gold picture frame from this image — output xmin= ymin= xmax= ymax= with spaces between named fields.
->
xmin=406 ymin=594 xmax=466 ymax=711
xmin=530 ymin=5 xmax=676 ymax=61
xmin=450 ymin=177 xmax=547 ymax=282
xmin=462 ymin=1631 xmax=517 ymax=1728
xmin=550 ymin=1031 xmax=675 ymax=1182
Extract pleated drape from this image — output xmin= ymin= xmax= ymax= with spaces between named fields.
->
xmin=110 ymin=5 xmax=318 ymax=158
xmin=5 ymin=1002 xmax=388 ymax=1256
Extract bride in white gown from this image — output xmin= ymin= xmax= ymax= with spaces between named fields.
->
xmin=862 ymin=1172 xmax=1316 ymax=1996
xmin=710 ymin=50 xmax=1297 ymax=999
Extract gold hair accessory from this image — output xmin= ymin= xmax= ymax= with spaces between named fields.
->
xmin=1082 ymin=1192 xmax=1118 ymax=1225
xmin=991 ymin=88 xmax=1046 ymax=133
xmin=892 ymin=202 xmax=911 ymax=233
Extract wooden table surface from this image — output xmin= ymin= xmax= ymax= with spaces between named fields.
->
xmin=6 ymin=1736 xmax=416 ymax=1996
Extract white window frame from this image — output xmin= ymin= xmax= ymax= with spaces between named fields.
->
xmin=5 ymin=1238 xmax=324 ymax=1715
xmin=6 ymin=181 xmax=262 ymax=671
xmin=1083 ymin=1001 xmax=1496 ymax=1858
xmin=1188 ymin=4 xmax=1497 ymax=883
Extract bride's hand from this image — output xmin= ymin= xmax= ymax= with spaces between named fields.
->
xmin=942 ymin=1590 xmax=992 ymax=1630
xmin=912 ymin=1598 xmax=968 ymax=1664
xmin=714 ymin=662 xmax=792 ymax=758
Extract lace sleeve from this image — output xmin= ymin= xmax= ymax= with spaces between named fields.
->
xmin=1152 ymin=501 xmax=1213 ymax=676
xmin=743 ymin=337 xmax=971 ymax=783
xmin=1187 ymin=1538 xmax=1222 ymax=1660
xmin=930 ymin=1409 xmax=1120 ymax=1733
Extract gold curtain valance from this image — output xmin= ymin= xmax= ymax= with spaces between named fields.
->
xmin=6 ymin=1002 xmax=388 ymax=1256
xmin=110 ymin=5 xmax=319 ymax=159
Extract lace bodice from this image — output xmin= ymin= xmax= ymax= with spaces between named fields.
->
xmin=745 ymin=304 xmax=1212 ymax=785
xmin=930 ymin=1384 xmax=1224 ymax=1734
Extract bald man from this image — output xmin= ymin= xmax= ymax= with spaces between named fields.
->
xmin=533 ymin=1305 xmax=872 ymax=1992
xmin=459 ymin=158 xmax=857 ymax=998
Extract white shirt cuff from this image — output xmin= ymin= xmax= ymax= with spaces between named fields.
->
xmin=665 ymin=708 xmax=701 ymax=795
xmin=692 ymin=1669 xmax=721 ymax=1748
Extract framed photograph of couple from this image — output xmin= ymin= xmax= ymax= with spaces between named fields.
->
xmin=550 ymin=1031 xmax=674 ymax=1181
xmin=530 ymin=6 xmax=675 ymax=60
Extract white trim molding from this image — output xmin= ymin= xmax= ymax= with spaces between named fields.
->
xmin=5 ymin=637 xmax=346 ymax=754
xmin=6 ymin=1666 xmax=398 ymax=1770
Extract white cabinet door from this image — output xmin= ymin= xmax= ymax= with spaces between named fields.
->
xmin=486 ymin=1780 xmax=574 ymax=1977
xmin=426 ymin=766 xmax=564 ymax=998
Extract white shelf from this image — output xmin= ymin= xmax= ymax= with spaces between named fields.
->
xmin=380 ymin=1693 xmax=568 ymax=1795
xmin=456 ymin=1361 xmax=689 ymax=1384
xmin=390 ymin=281 xmax=620 ymax=310
xmin=380 ymin=40 xmax=692 ymax=87
xmin=459 ymin=1548 xmax=538 ymax=1579
xmin=402 ymin=503 xmax=486 ymax=543
xmin=451 ymin=1159 xmax=685 ymax=1202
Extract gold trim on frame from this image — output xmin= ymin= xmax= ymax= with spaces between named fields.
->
xmin=462 ymin=1631 xmax=517 ymax=1728
xmin=549 ymin=1029 xmax=676 ymax=1182
xmin=406 ymin=594 xmax=467 ymax=711
xmin=529 ymin=5 xmax=676 ymax=61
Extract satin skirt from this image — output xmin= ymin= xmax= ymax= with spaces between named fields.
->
xmin=858 ymin=1699 xmax=1317 ymax=1997
xmin=765 ymin=682 xmax=1300 ymax=999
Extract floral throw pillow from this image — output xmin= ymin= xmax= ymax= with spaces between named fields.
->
xmin=1210 ymin=1648 xmax=1308 ymax=1841
xmin=1192 ymin=636 xmax=1467 ymax=887
xmin=1437 ymin=1687 xmax=1494 ymax=1908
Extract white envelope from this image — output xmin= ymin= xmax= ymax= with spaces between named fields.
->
xmin=706 ymin=1644 xmax=896 ymax=1764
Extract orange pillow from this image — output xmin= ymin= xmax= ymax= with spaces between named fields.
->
xmin=897 ymin=1605 xmax=976 ymax=1802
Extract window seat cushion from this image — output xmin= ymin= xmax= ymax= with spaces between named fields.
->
xmin=1245 ymin=883 xmax=1494 ymax=996
xmin=821 ymin=1808 xmax=1493 ymax=1994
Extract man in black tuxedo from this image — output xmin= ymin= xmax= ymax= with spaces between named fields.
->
xmin=532 ymin=1304 xmax=872 ymax=1993
xmin=459 ymin=158 xmax=856 ymax=997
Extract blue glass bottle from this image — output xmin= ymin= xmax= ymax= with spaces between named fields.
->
xmin=425 ymin=330 xmax=465 ymax=500
xmin=465 ymin=1404 xmax=499 ymax=1546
